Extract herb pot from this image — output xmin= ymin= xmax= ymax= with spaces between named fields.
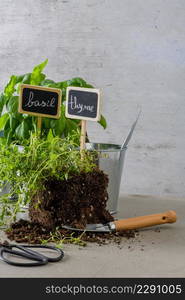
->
xmin=86 ymin=143 xmax=127 ymax=215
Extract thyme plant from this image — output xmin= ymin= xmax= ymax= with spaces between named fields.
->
xmin=0 ymin=132 xmax=96 ymax=226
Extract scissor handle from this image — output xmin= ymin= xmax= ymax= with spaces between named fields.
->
xmin=19 ymin=245 xmax=64 ymax=262
xmin=0 ymin=245 xmax=64 ymax=267
xmin=0 ymin=247 xmax=47 ymax=267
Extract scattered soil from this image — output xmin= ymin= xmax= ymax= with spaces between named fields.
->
xmin=6 ymin=219 xmax=136 ymax=246
xmin=29 ymin=169 xmax=114 ymax=230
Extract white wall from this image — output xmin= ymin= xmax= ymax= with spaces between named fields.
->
xmin=0 ymin=0 xmax=184 ymax=198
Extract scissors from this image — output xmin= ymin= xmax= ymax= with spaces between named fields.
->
xmin=0 ymin=242 xmax=64 ymax=267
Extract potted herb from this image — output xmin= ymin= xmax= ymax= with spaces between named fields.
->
xmin=0 ymin=133 xmax=113 ymax=229
xmin=0 ymin=60 xmax=112 ymax=233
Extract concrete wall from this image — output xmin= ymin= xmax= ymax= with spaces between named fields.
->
xmin=0 ymin=0 xmax=184 ymax=198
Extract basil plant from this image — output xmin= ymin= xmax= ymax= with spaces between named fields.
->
xmin=0 ymin=59 xmax=107 ymax=144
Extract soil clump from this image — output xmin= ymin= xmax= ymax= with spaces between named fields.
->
xmin=29 ymin=170 xmax=114 ymax=230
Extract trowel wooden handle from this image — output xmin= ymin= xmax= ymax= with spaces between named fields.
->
xmin=113 ymin=210 xmax=177 ymax=231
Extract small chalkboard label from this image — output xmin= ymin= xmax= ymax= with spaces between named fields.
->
xmin=65 ymin=87 xmax=101 ymax=121
xmin=19 ymin=84 xmax=62 ymax=119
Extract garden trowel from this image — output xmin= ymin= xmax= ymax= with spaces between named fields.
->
xmin=63 ymin=210 xmax=177 ymax=233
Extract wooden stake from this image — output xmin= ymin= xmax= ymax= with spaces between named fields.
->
xmin=80 ymin=120 xmax=87 ymax=159
xmin=37 ymin=117 xmax=42 ymax=133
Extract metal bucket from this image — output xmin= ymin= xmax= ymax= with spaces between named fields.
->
xmin=86 ymin=143 xmax=127 ymax=215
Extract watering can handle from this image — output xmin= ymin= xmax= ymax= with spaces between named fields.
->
xmin=113 ymin=210 xmax=177 ymax=231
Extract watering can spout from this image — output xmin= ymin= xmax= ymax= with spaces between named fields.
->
xmin=121 ymin=109 xmax=141 ymax=150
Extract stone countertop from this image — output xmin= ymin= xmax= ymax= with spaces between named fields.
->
xmin=0 ymin=194 xmax=184 ymax=278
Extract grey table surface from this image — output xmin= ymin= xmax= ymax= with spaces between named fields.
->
xmin=0 ymin=194 xmax=184 ymax=278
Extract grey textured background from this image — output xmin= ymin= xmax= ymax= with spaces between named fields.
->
xmin=0 ymin=0 xmax=184 ymax=198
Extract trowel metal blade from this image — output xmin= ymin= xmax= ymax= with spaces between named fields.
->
xmin=62 ymin=223 xmax=111 ymax=233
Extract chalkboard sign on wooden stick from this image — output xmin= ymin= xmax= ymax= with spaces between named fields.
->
xmin=19 ymin=84 xmax=62 ymax=120
xmin=65 ymin=86 xmax=101 ymax=158
xmin=65 ymin=86 xmax=101 ymax=122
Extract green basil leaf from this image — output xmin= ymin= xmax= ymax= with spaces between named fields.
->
xmin=22 ymin=73 xmax=31 ymax=84
xmin=43 ymin=118 xmax=52 ymax=129
xmin=31 ymin=73 xmax=46 ymax=86
xmin=50 ymin=118 xmax=66 ymax=136
xmin=98 ymin=115 xmax=107 ymax=129
xmin=9 ymin=115 xmax=19 ymax=131
xmin=47 ymin=129 xmax=54 ymax=142
xmin=3 ymin=118 xmax=11 ymax=141
xmin=0 ymin=113 xmax=9 ymax=130
xmin=15 ymin=73 xmax=32 ymax=94
xmin=40 ymin=79 xmax=56 ymax=87
xmin=70 ymin=119 xmax=81 ymax=125
xmin=30 ymin=59 xmax=48 ymax=85
xmin=0 ymin=94 xmax=6 ymax=116
xmin=15 ymin=120 xmax=30 ymax=140
xmin=12 ymin=112 xmax=24 ymax=122
xmin=6 ymin=96 xmax=19 ymax=113
xmin=4 ymin=75 xmax=17 ymax=98
xmin=57 ymin=80 xmax=68 ymax=89
xmin=16 ymin=74 xmax=25 ymax=83
xmin=64 ymin=119 xmax=78 ymax=136
xmin=54 ymin=82 xmax=64 ymax=89
xmin=6 ymin=131 xmax=13 ymax=145
xmin=67 ymin=77 xmax=87 ymax=87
